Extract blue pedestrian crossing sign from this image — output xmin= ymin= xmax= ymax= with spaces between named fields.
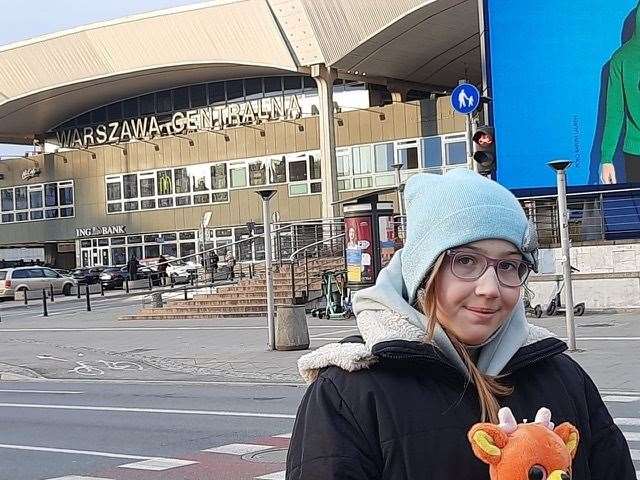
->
xmin=451 ymin=83 xmax=480 ymax=115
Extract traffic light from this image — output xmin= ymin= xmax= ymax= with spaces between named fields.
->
xmin=472 ymin=126 xmax=496 ymax=176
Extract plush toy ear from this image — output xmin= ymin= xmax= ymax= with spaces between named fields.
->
xmin=554 ymin=422 xmax=580 ymax=459
xmin=468 ymin=423 xmax=509 ymax=465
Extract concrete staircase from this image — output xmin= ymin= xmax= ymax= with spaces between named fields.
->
xmin=120 ymin=255 xmax=345 ymax=320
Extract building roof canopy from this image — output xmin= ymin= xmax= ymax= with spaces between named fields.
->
xmin=0 ymin=0 xmax=481 ymax=143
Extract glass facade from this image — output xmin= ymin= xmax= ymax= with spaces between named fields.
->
xmin=1 ymin=181 xmax=74 ymax=224
xmin=54 ymin=76 xmax=364 ymax=131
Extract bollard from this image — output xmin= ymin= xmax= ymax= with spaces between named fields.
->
xmin=125 ymin=278 xmax=130 ymax=294
xmin=148 ymin=275 xmax=152 ymax=291
xmin=184 ymin=287 xmax=188 ymax=300
xmin=42 ymin=289 xmax=48 ymax=317
xmin=210 ymin=268 xmax=215 ymax=284
xmin=190 ymin=274 xmax=194 ymax=286
xmin=24 ymin=290 xmax=28 ymax=305
xmin=170 ymin=274 xmax=175 ymax=289
xmin=77 ymin=283 xmax=81 ymax=299
xmin=85 ymin=284 xmax=91 ymax=312
xmin=100 ymin=282 xmax=104 ymax=296
xmin=50 ymin=283 xmax=55 ymax=302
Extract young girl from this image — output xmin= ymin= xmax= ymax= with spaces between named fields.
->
xmin=286 ymin=169 xmax=634 ymax=479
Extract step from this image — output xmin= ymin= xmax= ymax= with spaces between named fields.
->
xmin=168 ymin=298 xmax=272 ymax=307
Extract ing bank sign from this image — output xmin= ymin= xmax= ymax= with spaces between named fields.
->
xmin=54 ymin=95 xmax=303 ymax=149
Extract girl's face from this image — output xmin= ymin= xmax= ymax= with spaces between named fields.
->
xmin=434 ymin=239 xmax=523 ymax=346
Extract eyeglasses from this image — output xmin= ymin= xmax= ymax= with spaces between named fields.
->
xmin=445 ymin=249 xmax=531 ymax=287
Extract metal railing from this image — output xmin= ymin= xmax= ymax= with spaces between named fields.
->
xmin=286 ymin=232 xmax=346 ymax=303
xmin=151 ymin=218 xmax=346 ymax=299
xmin=519 ymin=187 xmax=640 ymax=247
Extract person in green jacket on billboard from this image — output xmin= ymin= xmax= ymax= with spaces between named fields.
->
xmin=601 ymin=3 xmax=640 ymax=184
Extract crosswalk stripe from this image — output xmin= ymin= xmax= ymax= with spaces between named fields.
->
xmin=203 ymin=443 xmax=275 ymax=455
xmin=118 ymin=458 xmax=197 ymax=471
xmin=624 ymin=432 xmax=640 ymax=442
xmin=603 ymin=395 xmax=640 ymax=403
xmin=273 ymin=433 xmax=292 ymax=439
xmin=615 ymin=418 xmax=640 ymax=426
xmin=255 ymin=471 xmax=286 ymax=480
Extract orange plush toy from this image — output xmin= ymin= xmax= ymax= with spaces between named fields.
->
xmin=468 ymin=407 xmax=579 ymax=480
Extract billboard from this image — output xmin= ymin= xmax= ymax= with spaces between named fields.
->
xmin=487 ymin=0 xmax=640 ymax=189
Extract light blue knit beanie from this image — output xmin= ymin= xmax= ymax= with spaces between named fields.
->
xmin=401 ymin=169 xmax=538 ymax=304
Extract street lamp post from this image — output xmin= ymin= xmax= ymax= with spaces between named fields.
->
xmin=547 ymin=160 xmax=577 ymax=351
xmin=256 ymin=189 xmax=277 ymax=351
xmin=392 ymin=162 xmax=405 ymax=238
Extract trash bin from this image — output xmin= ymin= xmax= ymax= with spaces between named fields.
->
xmin=151 ymin=292 xmax=163 ymax=308
xmin=275 ymin=305 xmax=310 ymax=351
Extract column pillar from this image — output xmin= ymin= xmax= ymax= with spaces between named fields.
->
xmin=311 ymin=64 xmax=339 ymax=219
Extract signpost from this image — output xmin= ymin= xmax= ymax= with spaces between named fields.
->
xmin=451 ymin=83 xmax=481 ymax=168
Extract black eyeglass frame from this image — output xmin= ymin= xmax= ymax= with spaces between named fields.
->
xmin=444 ymin=249 xmax=532 ymax=287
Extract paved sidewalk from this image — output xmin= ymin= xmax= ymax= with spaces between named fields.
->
xmin=0 ymin=309 xmax=637 ymax=391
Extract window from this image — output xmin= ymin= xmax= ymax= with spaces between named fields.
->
xmin=179 ymin=231 xmax=196 ymax=240
xmin=211 ymin=164 xmax=227 ymax=190
xmin=174 ymin=168 xmax=190 ymax=194
xmin=244 ymin=78 xmax=262 ymax=99
xmin=270 ymin=156 xmax=287 ymax=183
xmin=128 ymin=235 xmax=143 ymax=244
xmin=156 ymin=90 xmax=172 ymax=113
xmin=141 ymin=199 xmax=156 ymax=210
xmin=44 ymin=184 xmax=58 ymax=207
xmin=374 ymin=143 xmax=395 ymax=172
xmin=397 ymin=141 xmax=419 ymax=170
xmin=123 ymin=174 xmax=138 ymax=199
xmin=124 ymin=201 xmax=139 ymax=211
xmin=212 ymin=192 xmax=229 ymax=203
xmin=189 ymin=164 xmax=210 ymax=192
xmin=1 ymin=189 xmax=13 ymax=211
xmin=445 ymin=141 xmax=467 ymax=165
xmin=288 ymin=157 xmax=307 ymax=182
xmin=140 ymin=93 xmax=155 ymax=115
xmin=158 ymin=198 xmax=173 ymax=208
xmin=308 ymin=155 xmax=321 ymax=180
xmin=186 ymin=84 xmax=206 ymax=107
xmin=162 ymin=244 xmax=177 ymax=256
xmin=43 ymin=268 xmax=59 ymax=279
xmin=283 ymin=76 xmax=301 ymax=92
xmin=157 ymin=170 xmax=173 ymax=195
xmin=264 ymin=77 xmax=282 ymax=96
xmin=91 ymin=107 xmax=107 ymax=124
xmin=29 ymin=186 xmax=43 ymax=209
xmin=229 ymin=164 xmax=247 ymax=188
xmin=422 ymin=137 xmax=443 ymax=168
xmin=107 ymin=102 xmax=122 ymax=121
xmin=173 ymin=87 xmax=189 ymax=110
xmin=139 ymin=174 xmax=155 ymax=197
xmin=112 ymin=247 xmax=126 ymax=265
xmin=226 ymin=80 xmax=244 ymax=103
xmin=59 ymin=183 xmax=73 ymax=206
xmin=208 ymin=82 xmax=225 ymax=104
xmin=107 ymin=203 xmax=122 ymax=213
xmin=145 ymin=244 xmax=160 ymax=258
xmin=353 ymin=145 xmax=373 ymax=174
xmin=106 ymin=180 xmax=121 ymax=202
xmin=180 ymin=242 xmax=196 ymax=258
xmin=123 ymin=98 xmax=139 ymax=118
xmin=248 ymin=160 xmax=266 ymax=186
xmin=337 ymin=149 xmax=351 ymax=177
xmin=15 ymin=187 xmax=28 ymax=210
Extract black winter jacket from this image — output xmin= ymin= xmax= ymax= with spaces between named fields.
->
xmin=286 ymin=336 xmax=635 ymax=479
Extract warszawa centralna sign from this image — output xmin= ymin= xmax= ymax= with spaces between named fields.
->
xmin=53 ymin=95 xmax=304 ymax=149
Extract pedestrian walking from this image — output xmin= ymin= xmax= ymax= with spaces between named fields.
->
xmin=209 ymin=250 xmax=219 ymax=274
xmin=286 ymin=169 xmax=634 ymax=479
xmin=225 ymin=250 xmax=236 ymax=280
xmin=157 ymin=254 xmax=168 ymax=285
xmin=127 ymin=254 xmax=139 ymax=281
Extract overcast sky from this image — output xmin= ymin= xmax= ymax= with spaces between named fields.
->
xmin=0 ymin=0 xmax=210 ymax=156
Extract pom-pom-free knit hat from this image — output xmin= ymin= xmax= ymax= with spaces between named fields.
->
xmin=401 ymin=169 xmax=538 ymax=304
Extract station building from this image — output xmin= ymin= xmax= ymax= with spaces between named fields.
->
xmin=0 ymin=0 xmax=481 ymax=268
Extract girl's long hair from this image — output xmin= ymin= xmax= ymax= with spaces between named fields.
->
xmin=419 ymin=254 xmax=513 ymax=423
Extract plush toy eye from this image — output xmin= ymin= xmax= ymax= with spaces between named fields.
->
xmin=528 ymin=465 xmax=548 ymax=480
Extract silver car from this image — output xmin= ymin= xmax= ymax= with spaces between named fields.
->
xmin=0 ymin=266 xmax=76 ymax=300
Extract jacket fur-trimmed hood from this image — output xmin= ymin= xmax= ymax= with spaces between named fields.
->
xmin=298 ymin=251 xmax=556 ymax=384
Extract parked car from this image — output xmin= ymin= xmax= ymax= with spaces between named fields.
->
xmin=99 ymin=266 xmax=129 ymax=290
xmin=0 ymin=266 xmax=77 ymax=300
xmin=141 ymin=256 xmax=197 ymax=284
xmin=72 ymin=267 xmax=105 ymax=285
